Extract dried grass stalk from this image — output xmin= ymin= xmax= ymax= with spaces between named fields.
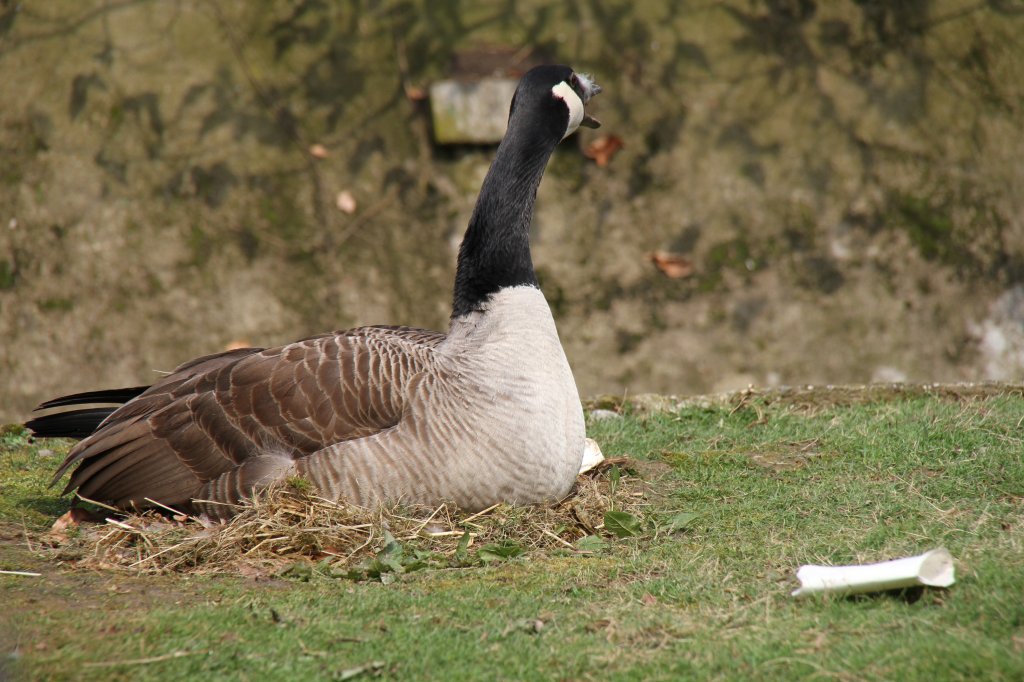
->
xmin=44 ymin=458 xmax=652 ymax=577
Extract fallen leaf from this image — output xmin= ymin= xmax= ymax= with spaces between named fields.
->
xmin=50 ymin=507 xmax=101 ymax=533
xmin=574 ymin=535 xmax=607 ymax=554
xmin=648 ymin=251 xmax=694 ymax=279
xmin=603 ymin=510 xmax=642 ymax=538
xmin=404 ymin=84 xmax=427 ymax=101
xmin=641 ymin=592 xmax=658 ymax=606
xmin=477 ymin=541 xmax=525 ymax=563
xmin=43 ymin=507 xmax=102 ymax=545
xmin=583 ymin=134 xmax=623 ymax=167
xmin=309 ymin=143 xmax=329 ymax=159
xmin=664 ymin=511 xmax=698 ymax=532
xmin=586 ymin=618 xmax=614 ymax=633
xmin=336 ymin=190 xmax=357 ymax=214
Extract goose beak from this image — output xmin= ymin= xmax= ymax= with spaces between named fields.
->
xmin=575 ymin=74 xmax=601 ymax=103
xmin=573 ymin=73 xmax=602 ymax=129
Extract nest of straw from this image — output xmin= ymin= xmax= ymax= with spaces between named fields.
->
xmin=40 ymin=458 xmax=657 ymax=578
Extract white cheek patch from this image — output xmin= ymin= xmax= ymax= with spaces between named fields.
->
xmin=551 ymin=80 xmax=584 ymax=139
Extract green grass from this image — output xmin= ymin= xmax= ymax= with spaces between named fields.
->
xmin=2 ymin=391 xmax=1023 ymax=680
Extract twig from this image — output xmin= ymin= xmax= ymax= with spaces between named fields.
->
xmin=461 ymin=503 xmax=501 ymax=525
xmin=243 ymin=536 xmax=288 ymax=555
xmin=129 ymin=540 xmax=192 ymax=569
xmin=409 ymin=504 xmax=447 ymax=536
xmin=0 ymin=570 xmax=42 ymax=577
xmin=143 ymin=498 xmax=195 ymax=521
xmin=76 ymin=495 xmax=121 ymax=513
xmin=105 ymin=518 xmax=140 ymax=532
xmin=310 ymin=495 xmax=344 ymax=507
xmin=297 ymin=639 xmax=328 ymax=658
xmin=418 ymin=530 xmax=465 ymax=538
xmin=540 ymin=528 xmax=575 ymax=550
xmin=83 ymin=650 xmax=207 ymax=668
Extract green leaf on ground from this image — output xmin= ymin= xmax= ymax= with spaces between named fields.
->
xmin=604 ymin=510 xmax=642 ymax=538
xmin=477 ymin=541 xmax=525 ymax=563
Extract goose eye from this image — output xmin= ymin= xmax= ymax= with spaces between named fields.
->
xmin=570 ymin=73 xmax=580 ymax=89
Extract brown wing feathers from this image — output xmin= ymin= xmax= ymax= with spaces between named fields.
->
xmin=37 ymin=327 xmax=443 ymax=513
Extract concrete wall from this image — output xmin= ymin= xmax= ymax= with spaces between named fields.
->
xmin=2 ymin=1 xmax=1022 ymax=419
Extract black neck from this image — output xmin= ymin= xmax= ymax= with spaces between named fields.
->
xmin=450 ymin=124 xmax=560 ymax=319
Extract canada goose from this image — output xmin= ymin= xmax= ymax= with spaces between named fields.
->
xmin=27 ymin=65 xmax=602 ymax=521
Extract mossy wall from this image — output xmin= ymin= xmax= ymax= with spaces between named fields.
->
xmin=1 ymin=1 xmax=1022 ymax=419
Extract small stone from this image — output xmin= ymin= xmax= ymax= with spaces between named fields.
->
xmin=36 ymin=448 xmax=55 ymax=458
xmin=588 ymin=409 xmax=621 ymax=421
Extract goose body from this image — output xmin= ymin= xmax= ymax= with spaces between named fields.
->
xmin=27 ymin=65 xmax=602 ymax=519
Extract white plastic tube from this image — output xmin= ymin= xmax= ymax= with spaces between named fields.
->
xmin=792 ymin=548 xmax=955 ymax=597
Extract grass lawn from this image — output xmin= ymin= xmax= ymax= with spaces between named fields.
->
xmin=2 ymin=385 xmax=1023 ymax=680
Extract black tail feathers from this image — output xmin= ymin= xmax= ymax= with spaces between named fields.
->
xmin=25 ymin=386 xmax=149 ymax=440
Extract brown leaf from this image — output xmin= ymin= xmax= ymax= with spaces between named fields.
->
xmin=44 ymin=507 xmax=103 ymax=545
xmin=583 ymin=134 xmax=623 ymax=167
xmin=309 ymin=143 xmax=329 ymax=159
xmin=641 ymin=592 xmax=658 ymax=606
xmin=648 ymin=251 xmax=694 ymax=279
xmin=50 ymin=507 xmax=100 ymax=533
xmin=404 ymin=85 xmax=427 ymax=101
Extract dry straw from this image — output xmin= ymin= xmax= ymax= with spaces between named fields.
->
xmin=43 ymin=458 xmax=653 ymax=577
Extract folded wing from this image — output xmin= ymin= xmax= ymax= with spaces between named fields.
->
xmin=47 ymin=326 xmax=444 ymax=511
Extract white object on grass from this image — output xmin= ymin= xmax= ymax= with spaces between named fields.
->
xmin=792 ymin=548 xmax=955 ymax=597
xmin=579 ymin=438 xmax=605 ymax=474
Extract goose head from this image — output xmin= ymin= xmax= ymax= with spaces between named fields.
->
xmin=506 ymin=65 xmax=602 ymax=144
